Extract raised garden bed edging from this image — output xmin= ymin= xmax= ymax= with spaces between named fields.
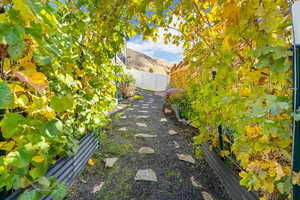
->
xmin=6 ymin=101 xmax=134 ymax=200
xmin=6 ymin=133 xmax=99 ymax=200
xmin=169 ymin=104 xmax=259 ymax=200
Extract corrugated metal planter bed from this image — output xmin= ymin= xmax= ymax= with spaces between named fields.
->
xmin=6 ymin=133 xmax=99 ymax=200
xmin=169 ymin=104 xmax=259 ymax=200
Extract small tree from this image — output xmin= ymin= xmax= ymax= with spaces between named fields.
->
xmin=149 ymin=68 xmax=154 ymax=73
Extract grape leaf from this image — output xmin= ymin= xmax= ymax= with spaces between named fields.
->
xmin=0 ymin=82 xmax=13 ymax=109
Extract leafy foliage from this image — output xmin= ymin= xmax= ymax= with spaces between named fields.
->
xmin=167 ymin=91 xmax=193 ymax=120
xmin=167 ymin=0 xmax=293 ymax=199
xmin=0 ymin=0 xmax=176 ymax=198
xmin=0 ymin=0 xmax=294 ymax=199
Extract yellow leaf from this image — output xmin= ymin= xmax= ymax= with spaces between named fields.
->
xmin=293 ymin=171 xmax=300 ymax=186
xmin=0 ymin=141 xmax=15 ymax=151
xmin=32 ymin=155 xmax=45 ymax=163
xmin=42 ymin=106 xmax=56 ymax=119
xmin=262 ymin=181 xmax=274 ymax=193
xmin=239 ymin=88 xmax=251 ymax=97
xmin=16 ymin=94 xmax=29 ymax=107
xmin=88 ymin=158 xmax=97 ymax=166
xmin=15 ymin=71 xmax=48 ymax=94
xmin=219 ymin=150 xmax=230 ymax=157
xmin=23 ymin=62 xmax=36 ymax=71
xmin=0 ymin=14 xmax=8 ymax=23
xmin=12 ymin=0 xmax=35 ymax=21
xmin=275 ymin=164 xmax=285 ymax=180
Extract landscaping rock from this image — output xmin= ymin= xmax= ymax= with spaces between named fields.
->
xmin=118 ymin=127 xmax=127 ymax=131
xmin=202 ymin=191 xmax=214 ymax=200
xmin=191 ymin=176 xmax=203 ymax=188
xmin=138 ymin=110 xmax=148 ymax=113
xmin=92 ymin=182 xmax=104 ymax=193
xmin=136 ymin=122 xmax=147 ymax=127
xmin=160 ymin=118 xmax=167 ymax=122
xmin=173 ymin=141 xmax=180 ymax=148
xmin=135 ymin=169 xmax=158 ymax=182
xmin=177 ymin=153 xmax=196 ymax=164
xmin=138 ymin=147 xmax=155 ymax=154
xmin=136 ymin=115 xmax=150 ymax=119
xmin=135 ymin=134 xmax=158 ymax=138
xmin=104 ymin=158 xmax=118 ymax=168
xmin=168 ymin=130 xmax=177 ymax=135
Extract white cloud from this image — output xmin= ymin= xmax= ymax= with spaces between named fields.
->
xmin=127 ymin=16 xmax=184 ymax=58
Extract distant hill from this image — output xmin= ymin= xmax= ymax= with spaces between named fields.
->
xmin=126 ymin=48 xmax=172 ymax=75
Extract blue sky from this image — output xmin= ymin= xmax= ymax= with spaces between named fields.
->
xmin=127 ymin=33 xmax=183 ymax=64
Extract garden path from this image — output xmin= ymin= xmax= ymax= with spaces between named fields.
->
xmin=66 ymin=90 xmax=230 ymax=200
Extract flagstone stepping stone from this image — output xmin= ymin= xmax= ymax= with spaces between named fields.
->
xmin=128 ymin=108 xmax=134 ymax=111
xmin=120 ymin=116 xmax=127 ymax=119
xmin=92 ymin=182 xmax=104 ymax=193
xmin=202 ymin=191 xmax=214 ymax=200
xmin=135 ymin=134 xmax=158 ymax=138
xmin=118 ymin=126 xmax=127 ymax=131
xmin=104 ymin=158 xmax=118 ymax=168
xmin=138 ymin=147 xmax=155 ymax=154
xmin=118 ymin=127 xmax=127 ymax=131
xmin=168 ymin=130 xmax=177 ymax=135
xmin=160 ymin=118 xmax=167 ymax=122
xmin=173 ymin=141 xmax=180 ymax=148
xmin=138 ymin=110 xmax=148 ymax=113
xmin=191 ymin=176 xmax=203 ymax=188
xmin=136 ymin=115 xmax=150 ymax=119
xmin=136 ymin=122 xmax=147 ymax=127
xmin=117 ymin=105 xmax=125 ymax=109
xmin=177 ymin=153 xmax=196 ymax=164
xmin=135 ymin=169 xmax=158 ymax=182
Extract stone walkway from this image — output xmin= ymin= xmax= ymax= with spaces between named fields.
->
xmin=67 ymin=90 xmax=230 ymax=200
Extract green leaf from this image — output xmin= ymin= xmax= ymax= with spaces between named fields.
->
xmin=0 ymin=82 xmax=13 ymax=109
xmin=8 ymin=41 xmax=26 ymax=60
xmin=17 ymin=143 xmax=35 ymax=162
xmin=50 ymin=95 xmax=75 ymax=112
xmin=38 ymin=176 xmax=50 ymax=189
xmin=4 ymin=144 xmax=35 ymax=168
xmin=12 ymin=175 xmax=25 ymax=189
xmin=7 ymin=9 xmax=24 ymax=25
xmin=1 ymin=113 xmax=25 ymax=138
xmin=0 ymin=23 xmax=10 ymax=44
xmin=33 ymin=51 xmax=52 ymax=65
xmin=50 ymin=183 xmax=67 ymax=200
xmin=0 ymin=24 xmax=25 ymax=45
xmin=29 ymin=166 xmax=46 ymax=179
xmin=40 ymin=119 xmax=63 ymax=138
xmin=18 ymin=190 xmax=42 ymax=200
xmin=5 ymin=151 xmax=27 ymax=168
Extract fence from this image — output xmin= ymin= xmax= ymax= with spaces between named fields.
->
xmin=6 ymin=133 xmax=99 ymax=200
xmin=115 ymin=53 xmax=170 ymax=91
xmin=125 ymin=68 xmax=169 ymax=91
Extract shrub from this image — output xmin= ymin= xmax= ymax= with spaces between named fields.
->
xmin=120 ymin=74 xmax=136 ymax=98
xmin=167 ymin=92 xmax=193 ymax=120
